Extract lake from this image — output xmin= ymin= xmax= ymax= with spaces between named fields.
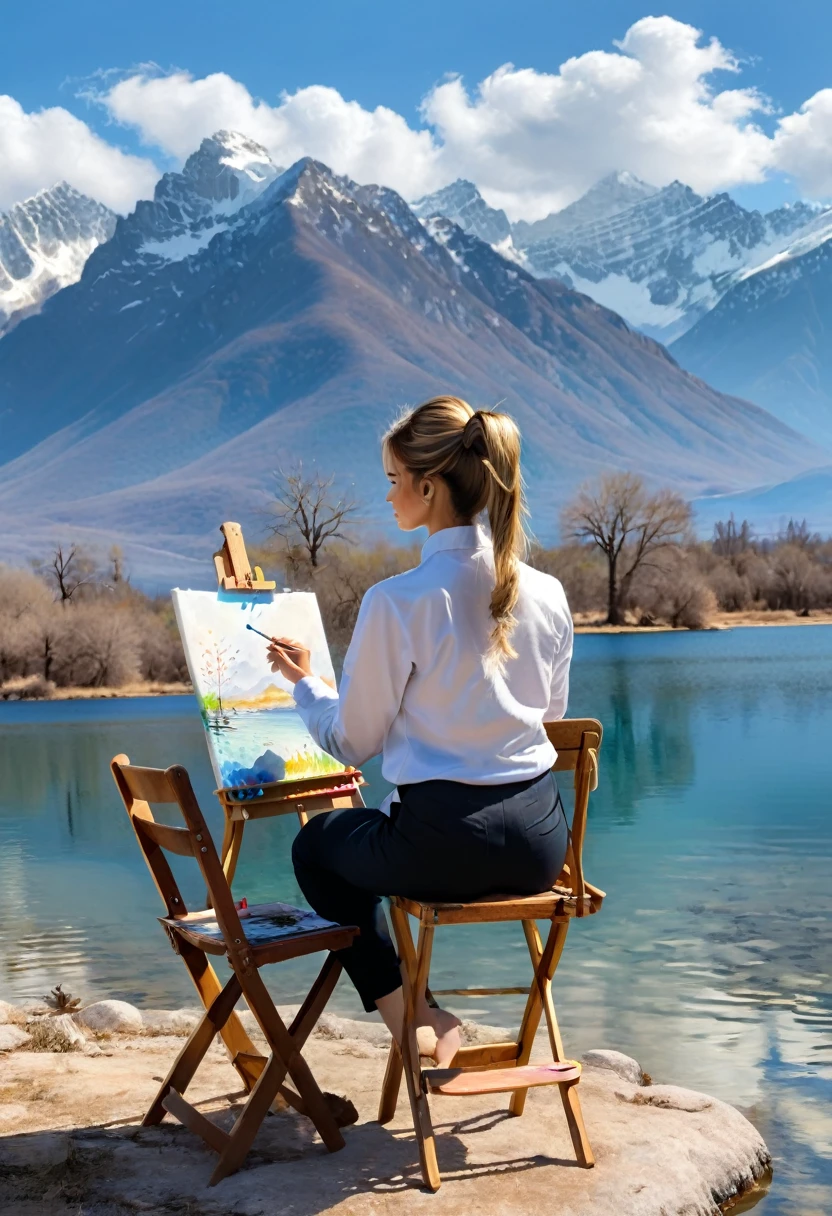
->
xmin=1 ymin=626 xmax=831 ymax=1213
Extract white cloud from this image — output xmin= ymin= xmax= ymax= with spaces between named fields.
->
xmin=0 ymin=95 xmax=158 ymax=213
xmin=424 ymin=17 xmax=775 ymax=218
xmin=102 ymin=72 xmax=440 ymax=200
xmin=95 ymin=17 xmax=794 ymax=221
xmin=773 ymin=89 xmax=832 ymax=198
xmin=6 ymin=17 xmax=832 ymax=220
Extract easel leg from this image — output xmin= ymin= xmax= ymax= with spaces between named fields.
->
xmin=391 ymin=906 xmax=441 ymax=1191
xmin=221 ymin=820 xmax=245 ymax=886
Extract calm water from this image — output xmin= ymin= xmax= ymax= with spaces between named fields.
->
xmin=1 ymin=627 xmax=831 ymax=1213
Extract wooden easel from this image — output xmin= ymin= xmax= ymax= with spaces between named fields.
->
xmin=210 ymin=522 xmax=366 ymax=887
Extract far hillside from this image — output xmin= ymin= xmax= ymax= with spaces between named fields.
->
xmin=0 ymin=133 xmax=823 ymax=584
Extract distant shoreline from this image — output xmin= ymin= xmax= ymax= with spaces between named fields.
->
xmin=1 ymin=610 xmax=829 ymax=703
xmin=572 ymin=609 xmax=832 ymax=634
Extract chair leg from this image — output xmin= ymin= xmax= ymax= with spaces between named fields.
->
xmin=177 ymin=940 xmax=265 ymax=1093
xmin=390 ymin=905 xmax=441 ymax=1191
xmin=508 ymin=919 xmax=569 ymax=1117
xmin=532 ymin=926 xmax=594 ymax=1168
xmin=210 ymin=1049 xmax=290 ymax=1185
xmin=559 ymin=1081 xmax=594 ymax=1168
xmin=378 ymin=1041 xmax=404 ymax=1125
xmin=516 ymin=919 xmax=594 ymax=1168
xmin=377 ymin=903 xmax=423 ymax=1125
xmin=144 ymin=972 xmax=242 ymax=1125
xmin=377 ymin=904 xmax=424 ymax=1124
xmin=241 ymin=967 xmax=345 ymax=1154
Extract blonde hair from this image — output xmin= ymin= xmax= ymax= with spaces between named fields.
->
xmin=384 ymin=395 xmax=526 ymax=666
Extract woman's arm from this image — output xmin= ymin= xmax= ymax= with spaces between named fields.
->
xmin=543 ymin=587 xmax=574 ymax=722
xmin=280 ymin=586 xmax=413 ymax=768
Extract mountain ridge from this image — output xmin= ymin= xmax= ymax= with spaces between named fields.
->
xmin=0 ymin=183 xmax=116 ymax=336
xmin=0 ymin=134 xmax=824 ymax=584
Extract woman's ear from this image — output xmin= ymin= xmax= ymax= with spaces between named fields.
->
xmin=421 ymin=478 xmax=434 ymax=503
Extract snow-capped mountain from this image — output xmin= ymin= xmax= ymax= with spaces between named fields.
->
xmin=121 ymin=129 xmax=282 ymax=263
xmin=413 ymin=179 xmax=511 ymax=247
xmin=0 ymin=183 xmax=115 ymax=335
xmin=0 ymin=134 xmax=820 ymax=583
xmin=672 ymin=211 xmax=832 ymax=445
xmin=512 ymin=172 xmax=659 ymax=246
xmin=520 ymin=183 xmax=827 ymax=342
xmin=419 ymin=174 xmax=830 ymax=344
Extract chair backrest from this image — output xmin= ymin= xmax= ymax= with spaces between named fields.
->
xmin=544 ymin=718 xmax=602 ymax=915
xmin=111 ymin=754 xmax=248 ymax=949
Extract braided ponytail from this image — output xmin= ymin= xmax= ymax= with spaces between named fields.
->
xmin=384 ymin=396 xmax=526 ymax=668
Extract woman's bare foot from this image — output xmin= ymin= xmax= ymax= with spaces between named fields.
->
xmin=376 ymin=987 xmax=461 ymax=1067
xmin=417 ymin=1005 xmax=461 ymax=1067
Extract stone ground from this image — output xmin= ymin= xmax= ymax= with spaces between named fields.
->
xmin=0 ymin=1006 xmax=771 ymax=1216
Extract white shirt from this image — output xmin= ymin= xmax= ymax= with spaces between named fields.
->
xmin=294 ymin=524 xmax=573 ymax=807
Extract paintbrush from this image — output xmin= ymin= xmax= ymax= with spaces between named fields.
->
xmin=245 ymin=623 xmax=304 ymax=655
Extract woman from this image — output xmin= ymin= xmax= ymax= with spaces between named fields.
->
xmin=267 ymin=396 xmax=573 ymax=1067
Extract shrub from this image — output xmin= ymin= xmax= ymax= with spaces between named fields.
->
xmin=629 ymin=551 xmax=717 ymax=629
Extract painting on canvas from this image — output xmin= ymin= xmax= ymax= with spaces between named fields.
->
xmin=172 ymin=589 xmax=345 ymax=790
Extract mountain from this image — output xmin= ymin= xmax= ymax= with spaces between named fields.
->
xmin=512 ymin=172 xmax=658 ymax=246
xmin=672 ymin=213 xmax=832 ymax=446
xmin=0 ymin=133 xmax=821 ymax=585
xmin=694 ymin=466 xmax=832 ymax=537
xmin=518 ymin=185 xmax=828 ymax=343
xmin=413 ymin=179 xmax=511 ymax=247
xmin=0 ymin=183 xmax=115 ymax=335
xmin=421 ymin=175 xmax=830 ymax=344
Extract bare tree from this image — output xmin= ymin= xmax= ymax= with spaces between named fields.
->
xmin=35 ymin=544 xmax=97 ymax=604
xmin=268 ymin=464 xmax=358 ymax=569
xmin=562 ymin=472 xmax=691 ymax=625
xmin=712 ymin=516 xmax=754 ymax=558
xmin=109 ymin=545 xmax=128 ymax=585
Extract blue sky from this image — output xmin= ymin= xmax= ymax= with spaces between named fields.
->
xmin=3 ymin=1 xmax=832 ymax=216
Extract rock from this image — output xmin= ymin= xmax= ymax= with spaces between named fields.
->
xmin=0 ymin=1024 xmax=31 ymax=1051
xmin=141 ymin=1009 xmax=200 ymax=1036
xmin=0 ymin=999 xmax=17 ymax=1024
xmin=314 ymin=1012 xmax=391 ymax=1048
xmin=626 ymin=1084 xmax=713 ymax=1112
xmin=460 ymin=1019 xmax=515 ymax=1046
xmin=74 ymin=1000 xmax=143 ymax=1034
xmin=582 ymin=1048 xmax=645 ymax=1085
xmin=0 ymin=1131 xmax=71 ymax=1170
xmin=21 ymin=1002 xmax=50 ymax=1016
xmin=0 ymin=1034 xmax=770 ymax=1215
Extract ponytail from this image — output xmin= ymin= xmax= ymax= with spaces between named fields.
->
xmin=384 ymin=396 xmax=526 ymax=667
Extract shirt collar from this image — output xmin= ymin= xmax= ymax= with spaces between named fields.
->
xmin=420 ymin=524 xmax=491 ymax=563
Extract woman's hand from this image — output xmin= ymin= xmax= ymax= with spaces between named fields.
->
xmin=267 ymin=637 xmax=313 ymax=686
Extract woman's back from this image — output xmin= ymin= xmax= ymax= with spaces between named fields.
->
xmin=294 ymin=523 xmax=572 ymax=788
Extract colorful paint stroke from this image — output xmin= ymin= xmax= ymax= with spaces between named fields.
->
xmin=172 ymin=589 xmax=344 ymax=789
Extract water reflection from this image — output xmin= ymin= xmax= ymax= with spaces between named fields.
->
xmin=1 ymin=630 xmax=831 ymax=1213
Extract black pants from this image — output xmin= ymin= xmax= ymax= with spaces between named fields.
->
xmin=291 ymin=770 xmax=568 ymax=1012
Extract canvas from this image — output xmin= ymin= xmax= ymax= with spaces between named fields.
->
xmin=172 ymin=589 xmax=345 ymax=789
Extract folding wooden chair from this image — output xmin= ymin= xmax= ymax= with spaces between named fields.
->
xmin=111 ymin=755 xmax=360 ymax=1185
xmin=377 ymin=718 xmax=605 ymax=1191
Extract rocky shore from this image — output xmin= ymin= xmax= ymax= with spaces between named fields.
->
xmin=0 ymin=997 xmax=770 ymax=1215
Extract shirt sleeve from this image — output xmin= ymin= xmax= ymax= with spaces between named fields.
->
xmin=543 ymin=585 xmax=574 ymax=722
xmin=292 ymin=585 xmax=413 ymax=767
